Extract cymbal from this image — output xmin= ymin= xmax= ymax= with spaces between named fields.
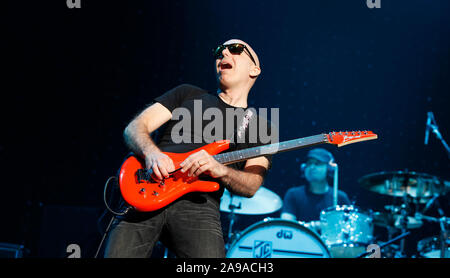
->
xmin=220 ymin=187 xmax=283 ymax=215
xmin=373 ymin=211 xmax=423 ymax=229
xmin=359 ymin=170 xmax=449 ymax=202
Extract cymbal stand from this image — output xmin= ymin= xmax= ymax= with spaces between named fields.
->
xmin=397 ymin=198 xmax=409 ymax=257
xmin=225 ymin=195 xmax=241 ymax=250
xmin=396 ymin=172 xmax=411 ymax=258
xmin=416 ymin=199 xmax=449 ymax=258
xmin=385 ymin=225 xmax=400 ymax=257
xmin=438 ymin=214 xmax=448 ymax=258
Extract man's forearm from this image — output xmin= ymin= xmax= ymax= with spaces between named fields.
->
xmin=220 ymin=166 xmax=265 ymax=198
xmin=123 ymin=120 xmax=159 ymax=157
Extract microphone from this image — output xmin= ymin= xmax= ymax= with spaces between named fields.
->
xmin=424 ymin=112 xmax=432 ymax=145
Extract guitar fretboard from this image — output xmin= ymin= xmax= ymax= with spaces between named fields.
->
xmin=213 ymin=134 xmax=327 ymax=165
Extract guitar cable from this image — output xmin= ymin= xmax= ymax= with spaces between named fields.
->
xmin=102 ymin=176 xmax=132 ymax=216
xmin=94 ymin=176 xmax=132 ymax=258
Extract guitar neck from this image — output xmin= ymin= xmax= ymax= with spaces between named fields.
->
xmin=213 ymin=134 xmax=327 ymax=165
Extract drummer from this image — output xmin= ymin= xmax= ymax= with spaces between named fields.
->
xmin=281 ymin=148 xmax=351 ymax=225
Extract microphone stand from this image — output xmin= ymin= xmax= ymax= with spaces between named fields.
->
xmin=330 ymin=162 xmax=338 ymax=207
xmin=422 ymin=112 xmax=450 ymax=257
xmin=430 ymin=123 xmax=450 ymax=160
xmin=426 ymin=112 xmax=450 ymax=160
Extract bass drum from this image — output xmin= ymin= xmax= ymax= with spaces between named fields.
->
xmin=226 ymin=218 xmax=331 ymax=258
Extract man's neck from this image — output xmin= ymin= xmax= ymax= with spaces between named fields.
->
xmin=308 ymin=180 xmax=329 ymax=194
xmin=217 ymin=86 xmax=249 ymax=108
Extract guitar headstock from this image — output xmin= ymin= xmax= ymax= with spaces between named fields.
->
xmin=326 ymin=130 xmax=378 ymax=147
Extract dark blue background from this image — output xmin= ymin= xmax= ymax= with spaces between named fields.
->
xmin=3 ymin=0 xmax=449 ymax=257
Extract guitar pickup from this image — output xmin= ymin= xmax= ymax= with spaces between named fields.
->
xmin=135 ymin=169 xmax=154 ymax=183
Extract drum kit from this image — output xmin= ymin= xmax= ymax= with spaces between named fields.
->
xmin=221 ymin=171 xmax=449 ymax=258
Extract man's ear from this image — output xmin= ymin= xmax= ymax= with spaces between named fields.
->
xmin=249 ymin=66 xmax=261 ymax=78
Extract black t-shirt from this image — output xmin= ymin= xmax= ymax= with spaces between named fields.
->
xmin=282 ymin=185 xmax=351 ymax=222
xmin=153 ymin=84 xmax=273 ymax=203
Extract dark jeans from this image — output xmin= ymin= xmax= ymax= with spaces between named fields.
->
xmin=103 ymin=194 xmax=226 ymax=258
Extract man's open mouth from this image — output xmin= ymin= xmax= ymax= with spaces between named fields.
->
xmin=219 ymin=61 xmax=233 ymax=70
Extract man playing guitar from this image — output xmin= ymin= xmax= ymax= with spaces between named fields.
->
xmin=103 ymin=39 xmax=273 ymax=258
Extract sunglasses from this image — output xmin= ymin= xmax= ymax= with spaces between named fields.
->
xmin=212 ymin=43 xmax=257 ymax=66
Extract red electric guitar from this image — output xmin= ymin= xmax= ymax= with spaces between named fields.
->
xmin=119 ymin=130 xmax=378 ymax=212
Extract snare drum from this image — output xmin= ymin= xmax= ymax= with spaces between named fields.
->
xmin=417 ymin=236 xmax=450 ymax=258
xmin=320 ymin=205 xmax=374 ymax=258
xmin=226 ymin=218 xmax=331 ymax=258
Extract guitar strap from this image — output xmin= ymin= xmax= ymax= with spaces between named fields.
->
xmin=229 ymin=108 xmax=255 ymax=145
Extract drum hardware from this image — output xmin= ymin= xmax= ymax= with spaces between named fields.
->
xmin=415 ymin=203 xmax=449 ymax=258
xmin=356 ymin=231 xmax=411 ymax=258
xmin=225 ymin=201 xmax=240 ymax=250
xmin=389 ymin=178 xmax=412 ymax=257
xmin=360 ymin=170 xmax=449 ymax=258
xmin=373 ymin=210 xmax=423 ymax=230
xmin=398 ymin=198 xmax=409 ymax=257
xmin=220 ymin=187 xmax=283 ymax=250
xmin=415 ymin=214 xmax=450 ymax=227
xmin=416 ymin=235 xmax=450 ymax=258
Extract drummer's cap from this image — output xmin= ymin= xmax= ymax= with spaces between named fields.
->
xmin=307 ymin=148 xmax=334 ymax=164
